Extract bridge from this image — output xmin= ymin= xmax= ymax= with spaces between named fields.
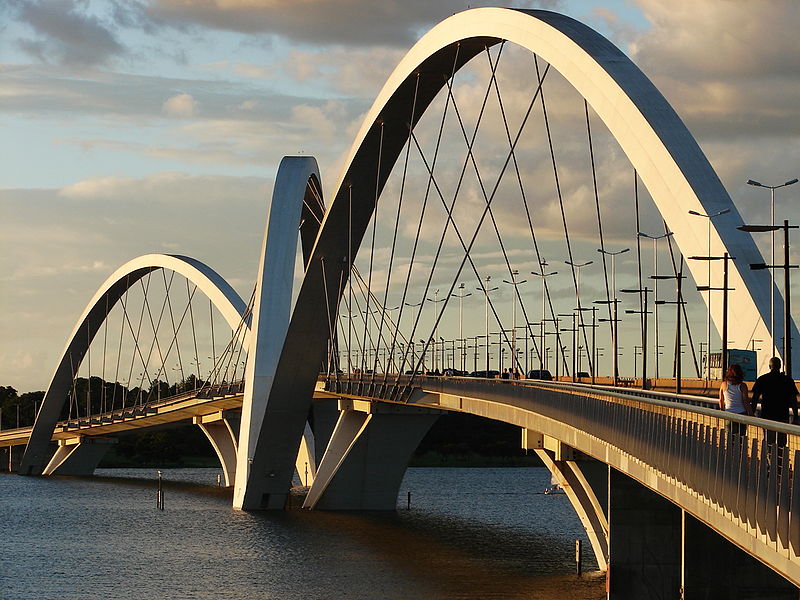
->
xmin=3 ymin=7 xmax=800 ymax=598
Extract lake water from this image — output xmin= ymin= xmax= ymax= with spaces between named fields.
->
xmin=1 ymin=467 xmax=603 ymax=600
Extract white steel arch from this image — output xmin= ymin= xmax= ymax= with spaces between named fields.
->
xmin=326 ymin=7 xmax=784 ymax=373
xmin=235 ymin=7 xmax=791 ymax=509
xmin=19 ymin=254 xmax=247 ymax=475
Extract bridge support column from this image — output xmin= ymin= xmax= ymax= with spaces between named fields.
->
xmin=682 ymin=511 xmax=798 ymax=599
xmin=42 ymin=437 xmax=117 ymax=476
xmin=525 ymin=431 xmax=609 ymax=570
xmin=303 ymin=399 xmax=441 ymax=510
xmin=608 ymin=468 xmax=681 ymax=599
xmin=4 ymin=445 xmax=25 ymax=473
xmin=195 ymin=412 xmax=240 ymax=487
xmin=311 ymin=398 xmax=339 ymax=467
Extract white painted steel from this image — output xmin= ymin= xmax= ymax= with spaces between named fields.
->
xmin=326 ymin=7 xmax=787 ymax=373
xmin=19 ymin=254 xmax=247 ymax=475
xmin=233 ymin=156 xmax=322 ymax=509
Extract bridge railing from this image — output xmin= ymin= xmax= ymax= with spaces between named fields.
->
xmin=327 ymin=373 xmax=800 ymax=564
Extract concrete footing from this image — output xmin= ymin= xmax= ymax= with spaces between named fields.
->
xmin=303 ymin=399 xmax=441 ymax=510
xmin=195 ymin=412 xmax=240 ymax=487
xmin=42 ymin=437 xmax=116 ymax=476
xmin=682 ymin=512 xmax=797 ymax=600
xmin=607 ymin=468 xmax=800 ymax=599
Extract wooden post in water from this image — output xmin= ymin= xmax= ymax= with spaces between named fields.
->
xmin=575 ymin=539 xmax=582 ymax=576
xmin=156 ymin=470 xmax=164 ymax=510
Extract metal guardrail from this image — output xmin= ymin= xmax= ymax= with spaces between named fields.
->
xmin=327 ymin=373 xmax=800 ymax=564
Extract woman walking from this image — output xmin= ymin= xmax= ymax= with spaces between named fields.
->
xmin=719 ymin=363 xmax=753 ymax=436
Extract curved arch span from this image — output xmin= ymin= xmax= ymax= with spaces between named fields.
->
xmin=316 ymin=7 xmax=783 ymax=372
xmin=237 ymin=7 xmax=787 ymax=509
xmin=20 ymin=253 xmax=248 ymax=475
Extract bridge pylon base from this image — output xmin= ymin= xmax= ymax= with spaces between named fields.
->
xmin=302 ymin=399 xmax=441 ymax=510
xmin=42 ymin=437 xmax=116 ymax=476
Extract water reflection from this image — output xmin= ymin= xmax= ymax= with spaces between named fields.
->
xmin=1 ymin=468 xmax=603 ymax=600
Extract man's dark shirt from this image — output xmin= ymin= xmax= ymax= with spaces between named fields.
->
xmin=751 ymin=371 xmax=799 ymax=421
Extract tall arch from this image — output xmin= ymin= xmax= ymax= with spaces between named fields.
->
xmin=234 ymin=8 xmax=789 ymax=508
xmin=19 ymin=254 xmax=247 ymax=475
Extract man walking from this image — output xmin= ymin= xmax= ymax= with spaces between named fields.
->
xmin=750 ymin=357 xmax=799 ymax=446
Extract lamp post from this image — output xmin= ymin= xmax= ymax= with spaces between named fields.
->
xmin=688 ymin=208 xmax=731 ymax=378
xmin=559 ymin=312 xmax=578 ymax=382
xmin=577 ymin=306 xmax=598 ymax=383
xmin=622 ymin=287 xmax=651 ymax=389
xmin=739 ymin=220 xmax=799 ymax=378
xmin=404 ymin=300 xmax=424 ymax=372
xmin=638 ymin=232 xmax=673 ymax=380
xmin=652 ymin=261 xmax=686 ymax=393
xmin=747 ymin=177 xmax=798 ymax=357
xmin=477 ymin=276 xmax=499 ymax=374
xmin=503 ymin=270 xmax=527 ymax=376
xmin=426 ymin=289 xmax=447 ymax=372
xmin=690 ymin=253 xmax=735 ymax=378
xmin=531 ymin=264 xmax=558 ymax=372
xmin=452 ymin=283 xmax=472 ymax=372
xmin=596 ymin=247 xmax=629 ymax=385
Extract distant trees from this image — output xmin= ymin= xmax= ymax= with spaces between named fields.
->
xmin=0 ymin=387 xmax=44 ymax=429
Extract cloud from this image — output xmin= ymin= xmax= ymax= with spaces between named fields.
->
xmin=11 ymin=0 xmax=125 ymax=66
xmin=162 ymin=92 xmax=198 ymax=117
xmin=144 ymin=0 xmax=560 ymax=46
xmin=630 ymin=0 xmax=800 ymax=142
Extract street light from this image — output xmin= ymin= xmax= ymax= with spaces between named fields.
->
xmin=558 ymin=312 xmax=578 ymax=382
xmin=531 ymin=262 xmax=558 ymax=373
xmin=621 ymin=287 xmax=651 ymax=389
xmin=477 ymin=276 xmax=499 ymax=374
xmin=503 ymin=269 xmax=527 ymax=376
xmin=691 ymin=253 xmax=735 ymax=378
xmin=638 ymin=232 xmax=673 ymax=379
xmin=689 ymin=208 xmax=730 ymax=378
xmin=747 ymin=177 xmax=798 ymax=357
xmin=597 ymin=247 xmax=629 ymax=385
xmin=653 ymin=260 xmax=687 ymax=393
xmin=452 ymin=283 xmax=472 ymax=372
xmin=427 ymin=289 xmax=446 ymax=372
xmin=739 ymin=220 xmax=799 ymax=378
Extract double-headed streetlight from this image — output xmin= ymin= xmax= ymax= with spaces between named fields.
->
xmin=566 ymin=259 xmax=593 ymax=377
xmin=452 ymin=283 xmax=472 ymax=372
xmin=404 ymin=300 xmax=424 ymax=373
xmin=531 ymin=262 xmax=558 ymax=373
xmin=477 ymin=276 xmax=499 ymax=374
xmin=688 ymin=208 xmax=730 ymax=378
xmin=747 ymin=178 xmax=798 ymax=357
xmin=558 ymin=312 xmax=578 ymax=382
xmin=427 ymin=289 xmax=446 ymax=372
xmin=503 ymin=270 xmax=527 ymax=376
xmin=690 ymin=253 xmax=735 ymax=377
xmin=638 ymin=232 xmax=673 ymax=379
xmin=621 ymin=287 xmax=651 ymax=389
xmin=739 ymin=220 xmax=799 ymax=379
xmin=596 ymin=247 xmax=629 ymax=385
xmin=653 ymin=261 xmax=687 ymax=393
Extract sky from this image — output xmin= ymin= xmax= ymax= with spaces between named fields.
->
xmin=2 ymin=0 xmax=799 ymax=393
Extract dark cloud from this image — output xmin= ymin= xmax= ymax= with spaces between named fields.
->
xmin=12 ymin=0 xmax=125 ymax=66
xmin=143 ymin=0 xmax=560 ymax=46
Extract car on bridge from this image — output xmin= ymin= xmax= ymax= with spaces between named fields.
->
xmin=470 ymin=370 xmax=500 ymax=379
xmin=526 ymin=369 xmax=553 ymax=380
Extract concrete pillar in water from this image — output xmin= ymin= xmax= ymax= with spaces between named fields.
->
xmin=42 ymin=437 xmax=117 ymax=476
xmin=607 ymin=468 xmax=681 ymax=599
xmin=303 ymin=399 xmax=441 ymax=510
xmin=682 ymin=511 xmax=798 ymax=599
